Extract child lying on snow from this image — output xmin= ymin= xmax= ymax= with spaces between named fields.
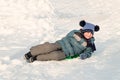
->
xmin=24 ymin=20 xmax=100 ymax=63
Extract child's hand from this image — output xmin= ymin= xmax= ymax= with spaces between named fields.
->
xmin=73 ymin=34 xmax=81 ymax=41
xmin=80 ymin=52 xmax=92 ymax=60
xmin=79 ymin=53 xmax=87 ymax=60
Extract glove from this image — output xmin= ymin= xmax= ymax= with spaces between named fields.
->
xmin=80 ymin=52 xmax=92 ymax=60
xmin=80 ymin=53 xmax=88 ymax=60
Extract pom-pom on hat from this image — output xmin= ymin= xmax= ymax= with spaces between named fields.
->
xmin=79 ymin=20 xmax=100 ymax=34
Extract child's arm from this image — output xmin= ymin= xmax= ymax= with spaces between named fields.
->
xmin=79 ymin=38 xmax=96 ymax=60
xmin=66 ymin=30 xmax=83 ymax=42
xmin=66 ymin=30 xmax=80 ymax=37
xmin=79 ymin=47 xmax=93 ymax=60
xmin=73 ymin=34 xmax=82 ymax=41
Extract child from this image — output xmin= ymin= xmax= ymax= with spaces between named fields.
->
xmin=24 ymin=20 xmax=100 ymax=63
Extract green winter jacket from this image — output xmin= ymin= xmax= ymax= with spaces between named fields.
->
xmin=56 ymin=30 xmax=94 ymax=58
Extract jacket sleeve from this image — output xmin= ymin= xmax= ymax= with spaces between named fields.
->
xmin=66 ymin=30 xmax=80 ymax=37
xmin=80 ymin=37 xmax=96 ymax=59
xmin=79 ymin=47 xmax=93 ymax=60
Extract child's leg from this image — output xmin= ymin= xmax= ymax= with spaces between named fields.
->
xmin=36 ymin=51 xmax=66 ymax=61
xmin=30 ymin=42 xmax=61 ymax=56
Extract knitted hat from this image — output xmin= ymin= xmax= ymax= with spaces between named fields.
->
xmin=79 ymin=20 xmax=100 ymax=34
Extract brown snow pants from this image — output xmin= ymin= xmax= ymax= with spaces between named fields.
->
xmin=30 ymin=42 xmax=66 ymax=61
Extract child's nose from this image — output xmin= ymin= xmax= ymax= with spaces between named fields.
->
xmin=88 ymin=32 xmax=91 ymax=35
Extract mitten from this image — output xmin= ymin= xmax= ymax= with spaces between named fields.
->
xmin=80 ymin=53 xmax=88 ymax=60
xmin=80 ymin=52 xmax=92 ymax=60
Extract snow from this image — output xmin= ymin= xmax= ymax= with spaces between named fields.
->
xmin=0 ymin=0 xmax=120 ymax=80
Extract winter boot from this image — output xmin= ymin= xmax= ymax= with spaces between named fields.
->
xmin=27 ymin=56 xmax=37 ymax=63
xmin=24 ymin=52 xmax=32 ymax=60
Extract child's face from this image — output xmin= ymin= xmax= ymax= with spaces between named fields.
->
xmin=83 ymin=32 xmax=93 ymax=39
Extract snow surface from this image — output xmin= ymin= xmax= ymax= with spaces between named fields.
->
xmin=0 ymin=0 xmax=120 ymax=80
